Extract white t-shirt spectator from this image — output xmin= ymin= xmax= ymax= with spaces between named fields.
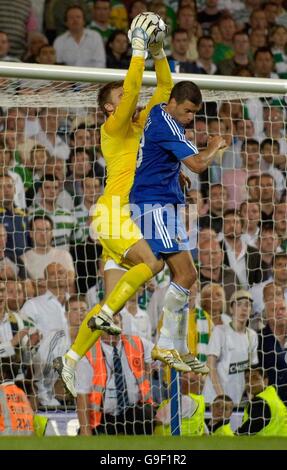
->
xmin=224 ymin=240 xmax=248 ymax=289
xmin=54 ymin=28 xmax=106 ymax=67
xmin=20 ymin=290 xmax=68 ymax=338
xmin=203 ymin=323 xmax=258 ymax=405
xmin=20 ymin=247 xmax=74 ymax=280
xmin=36 ymin=132 xmax=70 ymax=161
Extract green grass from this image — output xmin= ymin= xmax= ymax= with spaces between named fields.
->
xmin=0 ymin=436 xmax=287 ymax=450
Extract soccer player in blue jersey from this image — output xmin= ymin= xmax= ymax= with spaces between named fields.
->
xmin=130 ymin=81 xmax=226 ymax=373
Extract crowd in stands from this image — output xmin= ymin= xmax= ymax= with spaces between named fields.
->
xmin=0 ymin=0 xmax=287 ymax=436
xmin=0 ymin=0 xmax=286 ymax=77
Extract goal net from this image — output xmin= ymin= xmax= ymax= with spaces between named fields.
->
xmin=0 ymin=66 xmax=286 ymax=437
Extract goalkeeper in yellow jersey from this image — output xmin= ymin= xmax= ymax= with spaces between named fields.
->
xmin=54 ymin=13 xmax=192 ymax=398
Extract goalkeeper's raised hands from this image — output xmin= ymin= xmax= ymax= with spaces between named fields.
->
xmin=128 ymin=12 xmax=166 ymax=59
xmin=128 ymin=26 xmax=149 ymax=58
xmin=148 ymin=16 xmax=167 ymax=60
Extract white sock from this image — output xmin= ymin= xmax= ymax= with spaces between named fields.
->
xmin=173 ymin=303 xmax=189 ymax=355
xmin=157 ymin=282 xmax=189 ymax=353
xmin=157 ymin=308 xmax=175 ymax=349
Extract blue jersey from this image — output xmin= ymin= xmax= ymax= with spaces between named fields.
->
xmin=130 ymin=103 xmax=198 ymax=206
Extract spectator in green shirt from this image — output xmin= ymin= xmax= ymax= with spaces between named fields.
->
xmin=88 ymin=0 xmax=115 ymax=43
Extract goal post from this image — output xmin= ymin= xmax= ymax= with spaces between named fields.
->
xmin=0 ymin=60 xmax=287 ymax=92
xmin=0 ymin=60 xmax=286 ymax=436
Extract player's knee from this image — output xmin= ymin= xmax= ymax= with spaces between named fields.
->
xmin=147 ymin=257 xmax=164 ymax=275
xmin=187 ymin=269 xmax=197 ymax=287
xmin=189 ymin=269 xmax=197 ymax=287
xmin=176 ymin=268 xmax=197 ymax=289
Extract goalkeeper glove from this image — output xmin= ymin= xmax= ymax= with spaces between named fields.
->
xmin=128 ymin=13 xmax=158 ymax=58
xmin=148 ymin=41 xmax=166 ymax=60
xmin=148 ymin=16 xmax=167 ymax=60
xmin=129 ymin=27 xmax=149 ymax=58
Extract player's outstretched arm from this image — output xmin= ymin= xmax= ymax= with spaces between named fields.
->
xmin=138 ymin=20 xmax=173 ymax=126
xmin=104 ymin=15 xmax=158 ymax=135
xmin=104 ymin=56 xmax=145 ymax=135
xmin=183 ymin=135 xmax=227 ymax=174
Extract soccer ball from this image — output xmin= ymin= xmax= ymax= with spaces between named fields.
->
xmin=145 ymin=13 xmax=167 ymax=45
xmin=150 ymin=17 xmax=167 ymax=45
xmin=131 ymin=12 xmax=167 ymax=45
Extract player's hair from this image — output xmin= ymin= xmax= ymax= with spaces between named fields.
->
xmin=169 ymin=81 xmax=202 ymax=106
xmin=98 ymin=81 xmax=124 ymax=115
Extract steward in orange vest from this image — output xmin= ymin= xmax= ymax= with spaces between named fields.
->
xmin=83 ymin=334 xmax=155 ymax=435
xmin=0 ymin=360 xmax=34 ymax=435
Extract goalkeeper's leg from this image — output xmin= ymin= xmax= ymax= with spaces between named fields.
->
xmin=54 ymin=239 xmax=163 ymax=397
xmin=86 ymin=238 xmax=163 ymax=334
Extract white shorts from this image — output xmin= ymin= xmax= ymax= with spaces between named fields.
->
xmin=104 ymin=259 xmax=128 ymax=272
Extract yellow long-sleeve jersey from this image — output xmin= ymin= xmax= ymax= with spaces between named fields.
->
xmin=101 ymin=55 xmax=173 ymax=207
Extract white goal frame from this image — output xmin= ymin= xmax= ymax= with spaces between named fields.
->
xmin=0 ymin=60 xmax=286 ymax=94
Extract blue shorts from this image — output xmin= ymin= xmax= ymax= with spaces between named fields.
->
xmin=133 ymin=204 xmax=190 ymax=258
